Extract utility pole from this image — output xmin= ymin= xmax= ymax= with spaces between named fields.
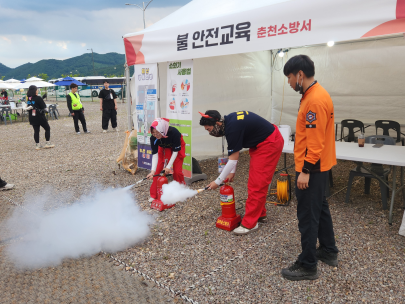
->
xmin=87 ymin=48 xmax=96 ymax=75
xmin=125 ymin=0 xmax=154 ymax=29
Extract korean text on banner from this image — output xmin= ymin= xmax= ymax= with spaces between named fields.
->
xmin=166 ymin=60 xmax=193 ymax=178
xmin=134 ymin=63 xmax=158 ymax=170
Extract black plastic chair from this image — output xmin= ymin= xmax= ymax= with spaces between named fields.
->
xmin=345 ymin=135 xmax=396 ymax=209
xmin=340 ymin=119 xmax=365 ymax=142
xmin=375 ymin=120 xmax=405 ymax=146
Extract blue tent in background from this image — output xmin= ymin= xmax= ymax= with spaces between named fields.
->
xmin=54 ymin=76 xmax=86 ymax=86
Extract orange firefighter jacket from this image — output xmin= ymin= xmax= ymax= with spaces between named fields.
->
xmin=294 ymin=82 xmax=337 ymax=173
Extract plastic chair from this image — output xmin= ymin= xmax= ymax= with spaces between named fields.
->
xmin=340 ymin=119 xmax=365 ymax=142
xmin=345 ymin=135 xmax=396 ymax=209
xmin=1 ymin=107 xmax=13 ymax=125
xmin=20 ymin=102 xmax=29 ymax=122
xmin=375 ymin=120 xmax=405 ymax=146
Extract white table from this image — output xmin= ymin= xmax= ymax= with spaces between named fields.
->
xmin=282 ymin=141 xmax=405 ymax=224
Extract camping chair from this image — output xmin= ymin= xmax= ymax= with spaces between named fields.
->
xmin=20 ymin=102 xmax=29 ymax=122
xmin=47 ymin=105 xmax=58 ymax=120
xmin=375 ymin=120 xmax=405 ymax=146
xmin=1 ymin=107 xmax=13 ymax=125
xmin=340 ymin=119 xmax=365 ymax=142
xmin=345 ymin=135 xmax=396 ymax=210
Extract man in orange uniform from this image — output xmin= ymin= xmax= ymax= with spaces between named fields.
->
xmin=281 ymin=55 xmax=339 ymax=281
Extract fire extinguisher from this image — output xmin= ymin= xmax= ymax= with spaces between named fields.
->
xmin=151 ymin=172 xmax=175 ymax=212
xmin=216 ymin=179 xmax=241 ymax=231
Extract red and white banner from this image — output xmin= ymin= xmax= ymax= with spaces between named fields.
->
xmin=123 ymin=0 xmax=405 ymax=66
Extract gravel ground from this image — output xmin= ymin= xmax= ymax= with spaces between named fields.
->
xmin=1 ymin=101 xmax=405 ymax=303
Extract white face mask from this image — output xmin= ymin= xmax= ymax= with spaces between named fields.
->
xmin=294 ymin=74 xmax=304 ymax=94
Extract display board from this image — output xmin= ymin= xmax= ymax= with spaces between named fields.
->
xmin=134 ymin=64 xmax=158 ymax=170
xmin=166 ymin=60 xmax=193 ymax=178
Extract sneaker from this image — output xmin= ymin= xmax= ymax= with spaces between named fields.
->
xmin=316 ymin=246 xmax=338 ymax=267
xmin=281 ymin=260 xmax=319 ymax=281
xmin=0 ymin=183 xmax=14 ymax=191
xmin=84 ymin=130 xmax=91 ymax=134
xmin=44 ymin=141 xmax=55 ymax=149
xmin=113 ymin=127 xmax=119 ymax=132
xmin=148 ymin=197 xmax=155 ymax=203
xmin=35 ymin=143 xmax=43 ymax=150
xmin=258 ymin=215 xmax=268 ymax=223
xmin=76 ymin=132 xmax=81 ymax=135
xmin=102 ymin=130 xmax=108 ymax=133
xmin=232 ymin=223 xmax=259 ymax=235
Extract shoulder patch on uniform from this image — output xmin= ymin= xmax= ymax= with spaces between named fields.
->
xmin=306 ymin=111 xmax=316 ymax=123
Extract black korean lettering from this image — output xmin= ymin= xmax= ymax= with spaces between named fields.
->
xmin=177 ymin=34 xmax=188 ymax=51
xmin=192 ymin=31 xmax=204 ymax=49
xmin=235 ymin=22 xmax=251 ymax=41
xmin=205 ymin=27 xmax=219 ymax=47
xmin=220 ymin=24 xmax=234 ymax=45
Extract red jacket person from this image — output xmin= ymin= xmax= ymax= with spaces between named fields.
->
xmin=199 ymin=110 xmax=284 ymax=235
xmin=146 ymin=118 xmax=186 ymax=201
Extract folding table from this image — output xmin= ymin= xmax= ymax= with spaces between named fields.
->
xmin=282 ymin=141 xmax=405 ymax=225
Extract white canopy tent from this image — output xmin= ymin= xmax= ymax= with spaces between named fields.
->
xmin=0 ymin=82 xmax=14 ymax=90
xmin=14 ymin=77 xmax=55 ymax=90
xmin=123 ymin=0 xmax=405 ymax=158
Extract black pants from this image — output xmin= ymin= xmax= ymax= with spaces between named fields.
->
xmin=295 ymin=171 xmax=338 ymax=269
xmin=0 ymin=177 xmax=6 ymax=187
xmin=102 ymin=108 xmax=117 ymax=130
xmin=72 ymin=110 xmax=87 ymax=132
xmin=32 ymin=120 xmax=50 ymax=143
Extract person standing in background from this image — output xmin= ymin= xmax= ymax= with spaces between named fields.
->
xmin=67 ymin=83 xmax=90 ymax=134
xmin=98 ymin=81 xmax=118 ymax=133
xmin=27 ymin=85 xmax=55 ymax=150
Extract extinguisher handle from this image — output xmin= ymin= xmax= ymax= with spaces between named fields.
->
xmin=223 ymin=178 xmax=229 ymax=183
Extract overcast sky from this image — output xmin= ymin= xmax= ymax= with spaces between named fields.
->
xmin=0 ymin=0 xmax=191 ymax=68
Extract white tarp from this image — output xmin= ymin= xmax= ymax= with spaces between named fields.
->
xmin=123 ymin=0 xmax=403 ymax=66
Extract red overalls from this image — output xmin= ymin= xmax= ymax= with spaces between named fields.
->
xmin=150 ymin=136 xmax=186 ymax=199
xmin=241 ymin=125 xmax=284 ymax=229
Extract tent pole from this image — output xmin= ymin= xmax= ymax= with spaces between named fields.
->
xmin=125 ymin=62 xmax=132 ymax=131
xmin=270 ymin=50 xmax=273 ymax=122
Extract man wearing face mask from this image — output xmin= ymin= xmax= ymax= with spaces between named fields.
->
xmin=146 ymin=118 xmax=186 ymax=202
xmin=199 ymin=110 xmax=284 ymax=235
xmin=281 ymin=55 xmax=338 ymax=281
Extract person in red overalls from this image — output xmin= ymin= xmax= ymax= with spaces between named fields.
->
xmin=200 ymin=110 xmax=284 ymax=235
xmin=146 ymin=118 xmax=186 ymax=202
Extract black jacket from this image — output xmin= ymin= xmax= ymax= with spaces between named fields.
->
xmin=28 ymin=95 xmax=47 ymax=126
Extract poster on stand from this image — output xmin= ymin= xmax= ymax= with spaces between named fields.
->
xmin=166 ymin=60 xmax=193 ymax=178
xmin=134 ymin=64 xmax=158 ymax=170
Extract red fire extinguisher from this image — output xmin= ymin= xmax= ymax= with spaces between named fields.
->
xmin=216 ymin=179 xmax=241 ymax=231
xmin=151 ymin=173 xmax=175 ymax=212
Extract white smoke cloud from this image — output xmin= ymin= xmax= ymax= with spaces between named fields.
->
xmin=5 ymin=185 xmax=154 ymax=269
xmin=160 ymin=181 xmax=197 ymax=206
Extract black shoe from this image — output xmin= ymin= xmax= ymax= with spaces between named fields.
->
xmin=258 ymin=216 xmax=268 ymax=223
xmin=281 ymin=261 xmax=319 ymax=281
xmin=316 ymin=246 xmax=338 ymax=267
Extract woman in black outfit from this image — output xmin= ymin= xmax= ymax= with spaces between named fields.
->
xmin=27 ymin=85 xmax=55 ymax=150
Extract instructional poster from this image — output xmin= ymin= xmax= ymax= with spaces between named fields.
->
xmin=134 ymin=63 xmax=158 ymax=170
xmin=166 ymin=60 xmax=193 ymax=178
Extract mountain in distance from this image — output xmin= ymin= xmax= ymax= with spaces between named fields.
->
xmin=0 ymin=63 xmax=12 ymax=77
xmin=0 ymin=52 xmax=133 ymax=80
